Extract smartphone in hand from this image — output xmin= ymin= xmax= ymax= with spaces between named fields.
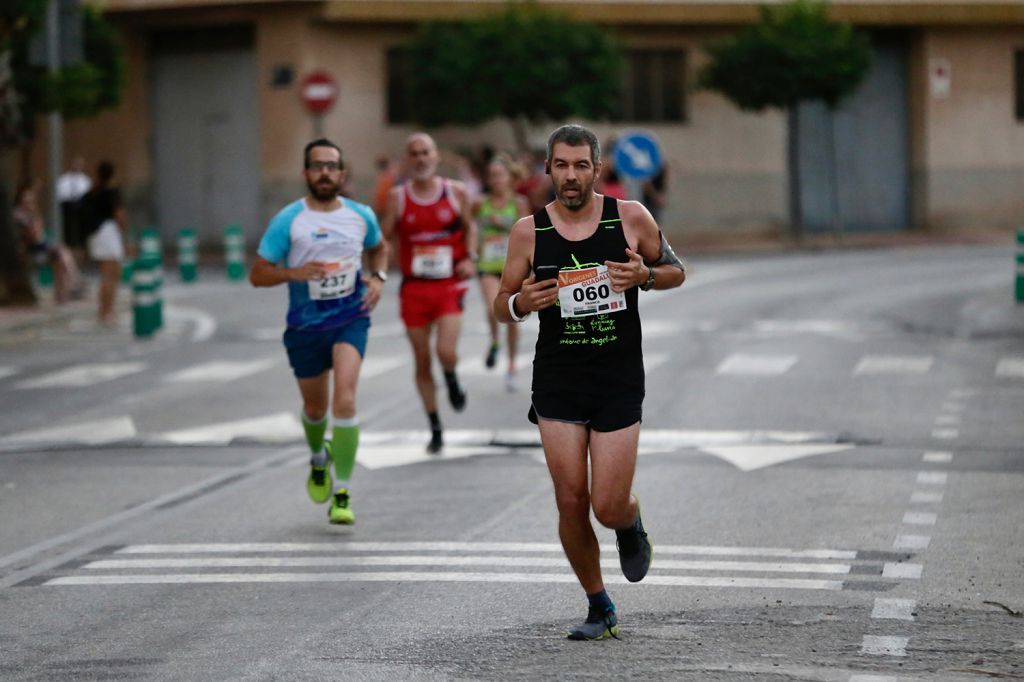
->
xmin=534 ymin=264 xmax=559 ymax=282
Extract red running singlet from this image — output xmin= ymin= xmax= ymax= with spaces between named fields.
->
xmin=397 ymin=178 xmax=468 ymax=281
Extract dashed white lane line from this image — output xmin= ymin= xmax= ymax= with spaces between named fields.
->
xmin=715 ymin=353 xmax=798 ymax=376
xmin=893 ymin=534 xmax=931 ymax=550
xmin=871 ymin=598 xmax=916 ymax=621
xmin=930 ymin=428 xmax=959 ymax=440
xmin=358 ymin=356 xmax=407 ymax=379
xmin=910 ymin=491 xmax=944 ymax=503
xmin=996 ymin=357 xmax=1024 ymax=378
xmin=933 ymin=414 xmax=961 ymax=426
xmin=853 ymin=355 xmax=933 ymax=376
xmin=902 ymin=511 xmax=937 ymax=526
xmin=922 ymin=451 xmax=953 ymax=463
xmin=916 ymin=471 xmax=948 ymax=485
xmin=860 ymin=635 xmax=909 ymax=657
xmin=159 ymin=412 xmax=301 ymax=445
xmin=882 ymin=563 xmax=923 ymax=579
xmin=163 ymin=359 xmax=276 ymax=383
xmin=0 ymin=366 xmax=18 ymax=380
xmin=14 ymin=362 xmax=147 ymax=389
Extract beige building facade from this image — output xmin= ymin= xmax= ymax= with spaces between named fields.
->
xmin=35 ymin=0 xmax=1024 ymax=245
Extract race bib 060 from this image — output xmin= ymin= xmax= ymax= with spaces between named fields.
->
xmin=411 ymin=245 xmax=454 ymax=279
xmin=557 ymin=265 xmax=627 ymax=318
xmin=308 ymin=258 xmax=358 ymax=301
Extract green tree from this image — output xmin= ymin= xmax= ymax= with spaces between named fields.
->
xmin=698 ymin=0 xmax=871 ymax=239
xmin=0 ymin=0 xmax=125 ymax=305
xmin=404 ymin=2 xmax=623 ymax=150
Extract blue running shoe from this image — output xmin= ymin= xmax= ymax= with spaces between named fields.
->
xmin=567 ymin=606 xmax=619 ymax=641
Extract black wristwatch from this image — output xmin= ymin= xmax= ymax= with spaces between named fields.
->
xmin=371 ymin=270 xmax=388 ymax=283
xmin=640 ymin=266 xmax=656 ymax=292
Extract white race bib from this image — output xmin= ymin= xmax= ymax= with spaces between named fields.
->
xmin=557 ymin=265 xmax=627 ymax=318
xmin=308 ymin=258 xmax=359 ymax=301
xmin=411 ymin=244 xmax=454 ymax=279
xmin=481 ymin=235 xmax=509 ymax=263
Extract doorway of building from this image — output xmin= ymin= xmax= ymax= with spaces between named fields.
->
xmin=151 ymin=26 xmax=260 ymax=247
xmin=798 ymin=34 xmax=910 ymax=232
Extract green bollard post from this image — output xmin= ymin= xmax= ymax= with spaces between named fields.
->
xmin=224 ymin=224 xmax=246 ymax=281
xmin=132 ymin=253 xmax=160 ymax=339
xmin=36 ymin=264 xmax=54 ymax=288
xmin=178 ymin=228 xmax=198 ymax=282
xmin=1016 ymin=229 xmax=1024 ymax=305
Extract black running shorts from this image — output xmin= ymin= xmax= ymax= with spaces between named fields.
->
xmin=528 ymin=388 xmax=643 ymax=433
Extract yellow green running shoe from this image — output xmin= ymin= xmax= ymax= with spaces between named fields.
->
xmin=328 ymin=488 xmax=355 ymax=525
xmin=306 ymin=463 xmax=332 ymax=504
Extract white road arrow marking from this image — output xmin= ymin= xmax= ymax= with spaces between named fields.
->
xmin=695 ymin=444 xmax=854 ymax=471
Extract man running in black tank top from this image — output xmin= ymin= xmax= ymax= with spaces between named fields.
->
xmin=494 ymin=125 xmax=686 ymax=640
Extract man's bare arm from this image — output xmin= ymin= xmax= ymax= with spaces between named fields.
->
xmin=606 ymin=200 xmax=686 ymax=292
xmin=250 ymin=257 xmax=327 ymax=288
xmin=494 ymin=217 xmax=558 ymax=323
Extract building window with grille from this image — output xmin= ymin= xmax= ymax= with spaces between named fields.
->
xmin=614 ymin=49 xmax=688 ymax=123
xmin=1016 ymin=50 xmax=1024 ymax=121
xmin=386 ymin=47 xmax=415 ymax=124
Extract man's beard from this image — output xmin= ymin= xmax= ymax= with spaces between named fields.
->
xmin=308 ymin=178 xmax=340 ymax=201
xmin=556 ymin=180 xmax=592 ymax=211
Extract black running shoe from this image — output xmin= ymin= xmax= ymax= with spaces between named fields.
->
xmin=446 ymin=381 xmax=467 ymax=412
xmin=567 ymin=606 xmax=619 ymax=641
xmin=485 ymin=342 xmax=499 ymax=369
xmin=616 ymin=506 xmax=652 ymax=583
xmin=426 ymin=429 xmax=443 ymax=455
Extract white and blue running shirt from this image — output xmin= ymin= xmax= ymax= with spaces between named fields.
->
xmin=258 ymin=197 xmax=382 ymax=331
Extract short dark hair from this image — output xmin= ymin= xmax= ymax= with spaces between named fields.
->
xmin=546 ymin=125 xmax=601 ymax=166
xmin=304 ymin=138 xmax=344 ymax=169
xmin=97 ymin=161 xmax=115 ymax=185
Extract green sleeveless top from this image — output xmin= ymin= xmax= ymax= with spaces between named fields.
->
xmin=477 ymin=196 xmax=519 ymax=275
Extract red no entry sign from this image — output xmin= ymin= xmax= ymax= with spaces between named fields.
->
xmin=300 ymin=70 xmax=338 ymax=116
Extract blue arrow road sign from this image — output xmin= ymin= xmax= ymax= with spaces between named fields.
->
xmin=612 ymin=131 xmax=663 ymax=181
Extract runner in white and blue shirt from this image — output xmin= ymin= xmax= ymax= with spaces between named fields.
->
xmin=250 ymin=138 xmax=390 ymax=527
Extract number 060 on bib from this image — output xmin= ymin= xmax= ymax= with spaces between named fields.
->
xmin=556 ymin=265 xmax=627 ymax=318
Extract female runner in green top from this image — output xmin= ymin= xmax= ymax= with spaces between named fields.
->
xmin=474 ymin=153 xmax=531 ymax=391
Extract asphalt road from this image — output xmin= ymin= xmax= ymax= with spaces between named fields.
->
xmin=0 ymin=245 xmax=1022 ymax=681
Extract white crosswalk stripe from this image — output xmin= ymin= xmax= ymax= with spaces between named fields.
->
xmin=0 ymin=366 xmax=18 ymax=380
xmin=41 ymin=541 xmax=904 ymax=590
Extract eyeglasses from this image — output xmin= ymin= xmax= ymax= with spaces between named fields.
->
xmin=307 ymin=161 xmax=342 ymax=172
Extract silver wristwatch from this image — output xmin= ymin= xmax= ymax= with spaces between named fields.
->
xmin=640 ymin=266 xmax=656 ymax=291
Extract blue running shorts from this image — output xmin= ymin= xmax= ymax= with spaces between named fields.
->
xmin=283 ymin=316 xmax=370 ymax=379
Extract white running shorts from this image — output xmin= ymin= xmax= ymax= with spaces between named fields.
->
xmin=87 ymin=219 xmax=125 ymax=262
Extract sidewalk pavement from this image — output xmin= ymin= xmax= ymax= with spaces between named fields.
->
xmin=2 ymin=228 xmax=1022 ymax=340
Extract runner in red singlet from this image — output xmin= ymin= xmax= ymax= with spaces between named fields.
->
xmin=382 ymin=133 xmax=477 ymax=454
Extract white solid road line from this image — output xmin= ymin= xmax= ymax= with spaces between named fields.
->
xmin=116 ymin=541 xmax=858 ymax=559
xmin=15 ymin=362 xmax=147 ymax=389
xmin=45 ymin=571 xmax=844 ymax=590
xmin=84 ymin=556 xmax=852 ymax=574
xmin=158 ymin=412 xmax=302 ymax=445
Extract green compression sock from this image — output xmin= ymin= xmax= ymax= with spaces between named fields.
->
xmin=302 ymin=412 xmax=327 ymax=454
xmin=331 ymin=417 xmax=360 ymax=485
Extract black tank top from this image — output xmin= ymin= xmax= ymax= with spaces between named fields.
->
xmin=531 ymin=195 xmax=644 ymax=394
